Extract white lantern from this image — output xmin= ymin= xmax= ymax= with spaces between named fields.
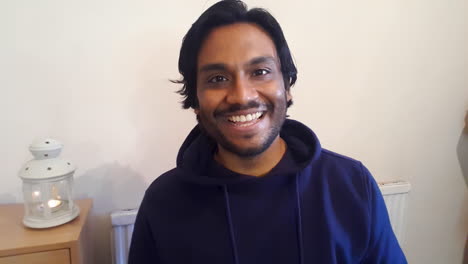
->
xmin=18 ymin=138 xmax=80 ymax=228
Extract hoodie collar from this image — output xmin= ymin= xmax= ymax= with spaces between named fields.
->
xmin=175 ymin=119 xmax=321 ymax=185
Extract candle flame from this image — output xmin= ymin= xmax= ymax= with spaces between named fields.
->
xmin=48 ymin=199 xmax=62 ymax=208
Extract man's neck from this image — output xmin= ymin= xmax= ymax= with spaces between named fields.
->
xmin=214 ymin=137 xmax=287 ymax=177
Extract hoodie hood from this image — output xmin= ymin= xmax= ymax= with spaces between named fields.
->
xmin=175 ymin=119 xmax=322 ymax=185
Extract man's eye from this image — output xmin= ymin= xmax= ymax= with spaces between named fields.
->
xmin=253 ymin=69 xmax=271 ymax=76
xmin=208 ymin=75 xmax=228 ymax=83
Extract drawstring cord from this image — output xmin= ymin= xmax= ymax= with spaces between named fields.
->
xmin=223 ymin=185 xmax=239 ymax=264
xmin=296 ymin=174 xmax=304 ymax=264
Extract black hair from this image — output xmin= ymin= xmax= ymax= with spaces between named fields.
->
xmin=174 ymin=0 xmax=297 ymax=109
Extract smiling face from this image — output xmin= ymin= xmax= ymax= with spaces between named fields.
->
xmin=195 ymin=23 xmax=291 ymax=157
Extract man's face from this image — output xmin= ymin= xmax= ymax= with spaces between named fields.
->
xmin=195 ymin=23 xmax=291 ymax=157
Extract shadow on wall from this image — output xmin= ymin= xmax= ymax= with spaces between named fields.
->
xmin=74 ymin=163 xmax=147 ymax=264
xmin=459 ymin=112 xmax=468 ymax=187
xmin=456 ymin=118 xmax=468 ymax=263
xmin=0 ymin=193 xmax=17 ymax=204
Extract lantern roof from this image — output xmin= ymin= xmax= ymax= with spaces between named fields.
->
xmin=19 ymin=138 xmax=76 ymax=180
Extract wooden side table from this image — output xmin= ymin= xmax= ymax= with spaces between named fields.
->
xmin=0 ymin=199 xmax=92 ymax=264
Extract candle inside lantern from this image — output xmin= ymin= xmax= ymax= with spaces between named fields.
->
xmin=38 ymin=199 xmax=63 ymax=213
xmin=48 ymin=199 xmax=62 ymax=208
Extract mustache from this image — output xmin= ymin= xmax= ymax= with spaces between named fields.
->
xmin=214 ymin=101 xmax=271 ymax=116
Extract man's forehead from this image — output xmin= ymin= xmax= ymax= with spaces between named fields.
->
xmin=197 ymin=23 xmax=278 ymax=67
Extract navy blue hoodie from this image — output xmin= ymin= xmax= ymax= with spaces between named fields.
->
xmin=128 ymin=119 xmax=407 ymax=264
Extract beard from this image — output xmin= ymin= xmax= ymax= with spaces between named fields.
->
xmin=196 ymin=99 xmax=287 ymax=158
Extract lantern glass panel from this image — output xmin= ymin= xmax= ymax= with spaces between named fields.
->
xmin=22 ymin=177 xmax=74 ymax=220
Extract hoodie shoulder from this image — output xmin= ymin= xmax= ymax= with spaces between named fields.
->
xmin=148 ymin=167 xmax=184 ymax=188
xmin=320 ymin=148 xmax=371 ymax=184
xmin=321 ymin=148 xmax=362 ymax=166
xmin=142 ymin=168 xmax=187 ymax=203
xmin=313 ymin=148 xmax=375 ymax=205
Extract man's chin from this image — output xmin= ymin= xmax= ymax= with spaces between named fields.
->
xmin=219 ymin=140 xmax=273 ymax=158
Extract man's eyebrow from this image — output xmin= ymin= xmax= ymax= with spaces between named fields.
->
xmin=246 ymin=56 xmax=277 ymax=66
xmin=198 ymin=56 xmax=278 ymax=73
xmin=198 ymin=63 xmax=228 ymax=73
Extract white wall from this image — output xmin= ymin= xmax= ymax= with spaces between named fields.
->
xmin=1 ymin=0 xmax=466 ymax=263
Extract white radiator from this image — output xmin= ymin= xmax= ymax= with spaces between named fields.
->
xmin=111 ymin=209 xmax=138 ymax=264
xmin=379 ymin=181 xmax=411 ymax=245
xmin=110 ymin=181 xmax=411 ymax=264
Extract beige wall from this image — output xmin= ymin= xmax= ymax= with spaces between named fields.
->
xmin=1 ymin=0 xmax=467 ymax=263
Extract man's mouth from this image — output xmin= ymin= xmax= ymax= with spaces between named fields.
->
xmin=227 ymin=111 xmax=264 ymax=126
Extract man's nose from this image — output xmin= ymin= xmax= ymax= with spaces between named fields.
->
xmin=225 ymin=76 xmax=259 ymax=105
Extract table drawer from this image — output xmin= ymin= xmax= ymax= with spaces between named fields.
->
xmin=0 ymin=248 xmax=70 ymax=264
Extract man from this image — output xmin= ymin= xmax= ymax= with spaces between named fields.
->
xmin=129 ymin=0 xmax=407 ymax=263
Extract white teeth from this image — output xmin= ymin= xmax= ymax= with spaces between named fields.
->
xmin=228 ymin=112 xmax=263 ymax=123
